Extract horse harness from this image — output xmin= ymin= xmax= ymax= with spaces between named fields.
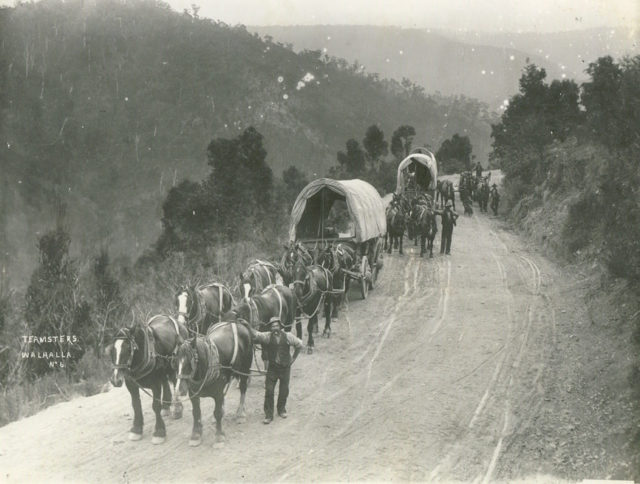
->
xmin=177 ymin=322 xmax=240 ymax=397
xmin=113 ymin=314 xmax=181 ymax=381
xmin=291 ymin=265 xmax=332 ymax=320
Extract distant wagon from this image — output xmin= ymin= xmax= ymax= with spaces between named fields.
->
xmin=395 ymin=147 xmax=438 ymax=201
xmin=289 ymin=178 xmax=386 ymax=299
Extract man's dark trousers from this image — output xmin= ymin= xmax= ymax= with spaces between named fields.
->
xmin=441 ymin=227 xmax=453 ymax=254
xmin=264 ymin=363 xmax=290 ymax=419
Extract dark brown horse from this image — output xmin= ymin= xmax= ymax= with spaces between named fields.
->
xmin=175 ymin=283 xmax=235 ymax=335
xmin=440 ymin=180 xmax=456 ymax=210
xmin=490 ymin=185 xmax=500 ymax=215
xmin=317 ymin=242 xmax=354 ymax=319
xmin=224 ymin=284 xmax=297 ymax=332
xmin=478 ymin=180 xmax=490 ymax=213
xmin=385 ymin=200 xmax=406 ymax=255
xmin=240 ymin=260 xmax=282 ymax=299
xmin=109 ymin=314 xmax=188 ymax=444
xmin=291 ymin=263 xmax=333 ymax=351
xmin=174 ymin=321 xmax=253 ymax=447
xmin=414 ymin=203 xmax=438 ymax=258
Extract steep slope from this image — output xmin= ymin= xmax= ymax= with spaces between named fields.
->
xmin=249 ymin=25 xmax=562 ymax=108
xmin=0 ymin=0 xmax=493 ymax=286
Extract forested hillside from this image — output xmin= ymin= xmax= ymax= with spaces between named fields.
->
xmin=250 ymin=25 xmax=562 ymax=107
xmin=0 ymin=0 xmax=493 ymax=286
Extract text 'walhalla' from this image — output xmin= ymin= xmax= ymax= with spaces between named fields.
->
xmin=21 ymin=335 xmax=79 ymax=368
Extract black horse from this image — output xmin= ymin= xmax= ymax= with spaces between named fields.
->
xmin=239 ymin=260 xmax=282 ymax=299
xmin=109 ymin=314 xmax=188 ymax=444
xmin=317 ymin=242 xmax=354 ymax=319
xmin=174 ymin=321 xmax=253 ymax=447
xmin=290 ymin=262 xmax=333 ymax=351
xmin=175 ymin=283 xmax=235 ymax=335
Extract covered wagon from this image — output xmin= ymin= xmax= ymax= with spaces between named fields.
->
xmin=289 ymin=178 xmax=386 ymax=299
xmin=395 ymin=147 xmax=438 ymax=201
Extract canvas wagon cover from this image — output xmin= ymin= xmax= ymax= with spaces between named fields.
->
xmin=395 ymin=151 xmax=438 ymax=193
xmin=289 ymin=178 xmax=387 ymax=243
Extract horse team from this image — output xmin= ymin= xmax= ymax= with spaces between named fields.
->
xmin=108 ymin=244 xmax=353 ymax=447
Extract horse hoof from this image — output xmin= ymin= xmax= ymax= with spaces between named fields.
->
xmin=307 ymin=347 xmax=314 ymax=355
xmin=128 ymin=432 xmax=143 ymax=441
xmin=172 ymin=409 xmax=183 ymax=420
xmin=189 ymin=438 xmax=202 ymax=447
xmin=151 ymin=435 xmax=166 ymax=445
xmin=161 ymin=409 xmax=170 ymax=417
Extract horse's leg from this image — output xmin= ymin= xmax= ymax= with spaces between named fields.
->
xmin=161 ymin=378 xmax=171 ymax=417
xmin=399 ymin=233 xmax=403 ymax=255
xmin=236 ymin=376 xmax=248 ymax=421
xmin=189 ymin=395 xmax=203 ymax=447
xmin=214 ymin=394 xmax=225 ymax=443
xmin=307 ymin=316 xmax=315 ymax=354
xmin=151 ymin=382 xmax=166 ymax=444
xmin=420 ymin=233 xmax=425 ymax=257
xmin=126 ymin=380 xmax=144 ymax=441
xmin=295 ymin=318 xmax=303 ymax=340
xmin=323 ymin=297 xmax=332 ymax=338
xmin=171 ymin=376 xmax=183 ymax=420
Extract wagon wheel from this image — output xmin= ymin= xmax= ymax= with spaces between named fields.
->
xmin=360 ymin=256 xmax=369 ymax=300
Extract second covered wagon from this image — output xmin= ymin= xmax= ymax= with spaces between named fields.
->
xmin=288 ymin=178 xmax=386 ymax=299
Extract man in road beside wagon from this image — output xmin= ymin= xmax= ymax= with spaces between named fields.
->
xmin=252 ymin=318 xmax=303 ymax=424
xmin=438 ymin=200 xmax=459 ymax=255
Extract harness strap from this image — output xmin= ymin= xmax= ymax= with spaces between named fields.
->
xmin=219 ymin=286 xmax=223 ymax=317
xmin=270 ymin=285 xmax=283 ymax=322
xmin=230 ymin=322 xmax=238 ymax=366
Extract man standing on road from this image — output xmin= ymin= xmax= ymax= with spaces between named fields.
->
xmin=438 ymin=200 xmax=458 ymax=255
xmin=251 ymin=318 xmax=303 ymax=424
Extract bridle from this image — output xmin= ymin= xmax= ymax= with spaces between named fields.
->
xmin=111 ymin=329 xmax=138 ymax=371
xmin=178 ymin=287 xmax=204 ymax=334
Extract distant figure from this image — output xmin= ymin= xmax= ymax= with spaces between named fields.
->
xmin=475 ymin=161 xmax=483 ymax=180
xmin=490 ymin=184 xmax=500 ymax=216
xmin=252 ymin=318 xmax=303 ymax=424
xmin=437 ymin=200 xmax=459 ymax=255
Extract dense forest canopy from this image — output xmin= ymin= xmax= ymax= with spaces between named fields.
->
xmin=0 ymin=0 xmax=494 ymax=287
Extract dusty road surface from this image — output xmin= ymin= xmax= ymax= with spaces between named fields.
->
xmin=0 ymin=197 xmax=625 ymax=482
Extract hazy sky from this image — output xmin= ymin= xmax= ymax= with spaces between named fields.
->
xmin=163 ymin=0 xmax=638 ymax=32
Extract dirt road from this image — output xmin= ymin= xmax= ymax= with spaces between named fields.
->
xmin=0 ymin=198 xmax=628 ymax=482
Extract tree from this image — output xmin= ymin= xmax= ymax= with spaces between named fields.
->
xmin=157 ymin=127 xmax=274 ymax=253
xmin=581 ymin=56 xmax=623 ymax=148
xmin=282 ymin=166 xmax=308 ymax=205
xmin=336 ymin=139 xmax=366 ymax=177
xmin=23 ymin=209 xmax=89 ymax=378
xmin=436 ymin=134 xmax=473 ymax=174
xmin=391 ymin=125 xmax=416 ymax=160
xmin=362 ymin=125 xmax=388 ymax=169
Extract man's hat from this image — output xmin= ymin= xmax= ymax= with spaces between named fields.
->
xmin=268 ymin=317 xmax=282 ymax=329
xmin=492 ymin=183 xmax=497 ymax=187
xmin=445 ymin=200 xmax=453 ymax=207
